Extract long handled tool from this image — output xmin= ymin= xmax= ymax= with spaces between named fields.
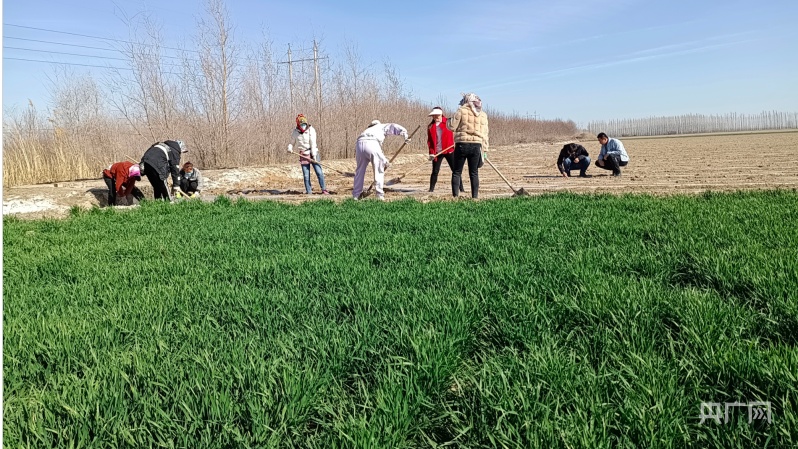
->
xmin=484 ymin=154 xmax=530 ymax=197
xmin=385 ymin=144 xmax=455 ymax=186
xmin=292 ymin=151 xmax=355 ymax=177
xmin=175 ymin=188 xmax=202 ymax=199
xmin=362 ymin=124 xmax=422 ymax=197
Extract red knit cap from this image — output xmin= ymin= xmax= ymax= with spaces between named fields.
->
xmin=296 ymin=114 xmax=308 ymax=131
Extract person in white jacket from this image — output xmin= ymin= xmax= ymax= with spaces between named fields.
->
xmin=352 ymin=120 xmax=410 ymax=200
xmin=287 ymin=114 xmax=329 ymax=194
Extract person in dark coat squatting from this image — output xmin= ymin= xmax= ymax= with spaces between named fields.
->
xmin=176 ymin=161 xmax=203 ymax=198
xmin=556 ymin=143 xmax=591 ymax=178
xmin=140 ymin=140 xmax=188 ymax=200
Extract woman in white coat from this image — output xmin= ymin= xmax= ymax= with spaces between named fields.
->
xmin=287 ymin=114 xmax=329 ymax=195
xmin=352 ymin=120 xmax=410 ymax=200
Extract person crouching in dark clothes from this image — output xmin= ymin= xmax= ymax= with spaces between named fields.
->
xmin=557 ymin=143 xmax=591 ymax=178
xmin=139 ymin=140 xmax=188 ymax=200
xmin=102 ymin=161 xmax=144 ymax=206
xmin=178 ymin=162 xmax=203 ymax=198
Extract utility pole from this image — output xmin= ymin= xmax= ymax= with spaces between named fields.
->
xmin=314 ymin=39 xmax=323 ymax=149
xmin=287 ymin=44 xmax=294 ymax=108
xmin=276 ymin=43 xmax=328 ymax=123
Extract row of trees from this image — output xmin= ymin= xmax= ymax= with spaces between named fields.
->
xmin=2 ymin=0 xmax=577 ymax=187
xmin=587 ymin=111 xmax=798 ymax=137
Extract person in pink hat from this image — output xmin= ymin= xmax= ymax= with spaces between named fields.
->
xmin=102 ymin=161 xmax=144 ymax=206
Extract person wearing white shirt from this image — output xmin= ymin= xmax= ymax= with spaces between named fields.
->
xmin=596 ymin=132 xmax=630 ymax=177
xmin=352 ymin=120 xmax=410 ymax=200
xmin=287 ymin=114 xmax=329 ymax=194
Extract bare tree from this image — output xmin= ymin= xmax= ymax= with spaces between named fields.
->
xmin=179 ymin=0 xmax=238 ymax=167
xmin=108 ymin=12 xmax=180 ymax=141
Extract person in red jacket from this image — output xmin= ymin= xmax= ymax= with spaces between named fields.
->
xmin=427 ymin=107 xmax=464 ymax=193
xmin=102 ymin=161 xmax=144 ymax=206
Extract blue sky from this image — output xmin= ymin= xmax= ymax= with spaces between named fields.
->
xmin=2 ymin=0 xmax=797 ymax=125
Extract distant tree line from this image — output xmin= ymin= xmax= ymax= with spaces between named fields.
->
xmin=587 ymin=111 xmax=798 ymax=137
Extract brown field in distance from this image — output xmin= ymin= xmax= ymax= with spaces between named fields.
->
xmin=3 ymin=131 xmax=797 ymax=218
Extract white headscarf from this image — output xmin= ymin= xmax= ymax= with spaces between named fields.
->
xmin=459 ymin=92 xmax=482 ymax=115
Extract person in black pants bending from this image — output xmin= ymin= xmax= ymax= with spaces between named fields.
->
xmin=139 ymin=140 xmax=188 ymax=200
xmin=447 ymin=93 xmax=489 ymax=199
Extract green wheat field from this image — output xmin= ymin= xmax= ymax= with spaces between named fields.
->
xmin=3 ymin=192 xmax=797 ymax=448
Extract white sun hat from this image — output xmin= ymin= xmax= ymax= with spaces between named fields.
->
xmin=428 ymin=107 xmax=443 ymax=116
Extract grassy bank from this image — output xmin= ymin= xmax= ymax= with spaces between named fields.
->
xmin=4 ymin=192 xmax=797 ymax=447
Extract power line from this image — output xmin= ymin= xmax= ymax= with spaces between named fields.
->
xmin=4 ymin=57 xmax=179 ymax=75
xmin=5 ymin=36 xmax=201 ymax=63
xmin=4 ymin=23 xmax=201 ymax=54
xmin=4 ymin=56 xmax=132 ymax=70
xmin=5 ymin=36 xmax=118 ymax=52
xmin=276 ymin=57 xmax=329 ymax=64
xmin=5 ymin=45 xmax=189 ymax=66
xmin=5 ymin=46 xmax=129 ymax=61
xmin=4 ymin=23 xmax=329 ymax=70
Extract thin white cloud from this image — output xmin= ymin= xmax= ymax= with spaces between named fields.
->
xmin=472 ymin=37 xmax=759 ymax=91
xmin=626 ymin=31 xmax=757 ymax=57
xmin=405 ymin=20 xmax=705 ymax=74
xmin=449 ymin=0 xmax=641 ymax=42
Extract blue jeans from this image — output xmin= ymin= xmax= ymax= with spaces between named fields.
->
xmin=563 ymin=156 xmax=591 ymax=176
xmin=301 ymin=162 xmax=326 ymax=193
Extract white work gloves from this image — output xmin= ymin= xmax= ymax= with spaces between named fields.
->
xmin=287 ymin=144 xmax=294 ymax=153
xmin=428 ymin=154 xmax=435 ymax=162
xmin=311 ymin=149 xmax=319 ymax=160
xmin=401 ymin=131 xmax=410 ymax=143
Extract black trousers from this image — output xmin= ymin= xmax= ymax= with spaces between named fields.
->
xmin=143 ymin=164 xmax=171 ymax=200
xmin=103 ymin=175 xmax=144 ymax=205
xmin=451 ymin=142 xmax=481 ymax=198
xmin=596 ymin=155 xmax=628 ymax=175
xmin=103 ymin=175 xmax=117 ymax=205
xmin=430 ymin=153 xmax=464 ymax=192
xmin=180 ymin=179 xmax=199 ymax=193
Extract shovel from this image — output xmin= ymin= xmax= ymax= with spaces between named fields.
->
xmin=175 ymin=188 xmax=201 ymax=199
xmin=385 ymin=144 xmax=455 ymax=186
xmin=292 ymin=151 xmax=355 ymax=177
xmin=362 ymin=124 xmax=422 ymax=197
xmin=484 ymin=154 xmax=530 ymax=197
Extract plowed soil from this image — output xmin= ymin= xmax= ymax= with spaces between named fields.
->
xmin=4 ymin=131 xmax=797 ymax=219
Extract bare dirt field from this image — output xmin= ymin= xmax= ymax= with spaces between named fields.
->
xmin=4 ymin=131 xmax=797 ymax=219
